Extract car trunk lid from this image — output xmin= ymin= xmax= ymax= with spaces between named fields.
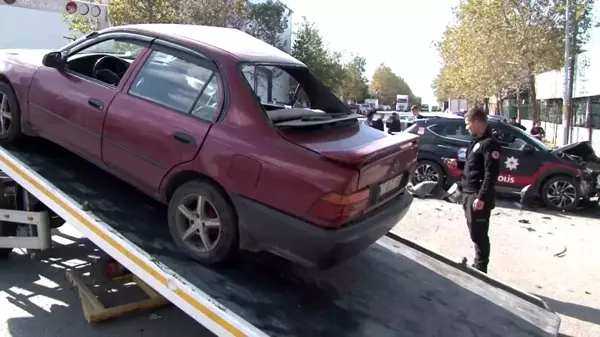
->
xmin=278 ymin=122 xmax=419 ymax=193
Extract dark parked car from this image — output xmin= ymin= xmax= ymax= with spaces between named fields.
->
xmin=405 ymin=117 xmax=599 ymax=211
xmin=0 ymin=24 xmax=418 ymax=269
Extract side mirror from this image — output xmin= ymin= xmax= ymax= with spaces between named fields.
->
xmin=523 ymin=144 xmax=535 ymax=153
xmin=42 ymin=52 xmax=64 ymax=69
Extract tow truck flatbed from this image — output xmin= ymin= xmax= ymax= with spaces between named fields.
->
xmin=0 ymin=139 xmax=561 ymax=337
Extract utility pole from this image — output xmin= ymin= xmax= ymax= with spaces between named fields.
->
xmin=562 ymin=0 xmax=573 ymax=145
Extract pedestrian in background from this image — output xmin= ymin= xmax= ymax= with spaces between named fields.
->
xmin=445 ymin=107 xmax=500 ymax=273
xmin=364 ymin=111 xmax=384 ymax=131
xmin=386 ymin=113 xmax=401 ymax=134
xmin=406 ymin=105 xmax=423 ymax=129
xmin=509 ymin=117 xmax=526 ymax=131
xmin=530 ymin=120 xmax=545 ymax=140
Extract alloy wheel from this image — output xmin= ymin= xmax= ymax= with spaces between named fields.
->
xmin=175 ymin=194 xmax=222 ymax=254
xmin=0 ymin=92 xmax=12 ymax=136
xmin=546 ymin=180 xmax=577 ymax=209
xmin=414 ymin=163 xmax=439 ymax=184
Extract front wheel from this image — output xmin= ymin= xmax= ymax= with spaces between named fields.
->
xmin=540 ymin=176 xmax=580 ymax=211
xmin=167 ymin=180 xmax=239 ymax=265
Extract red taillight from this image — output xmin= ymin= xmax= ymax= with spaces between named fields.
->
xmin=308 ymin=189 xmax=370 ymax=228
xmin=66 ymin=1 xmax=78 ymax=14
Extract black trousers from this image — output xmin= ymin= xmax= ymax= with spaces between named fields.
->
xmin=462 ymin=193 xmax=491 ymax=272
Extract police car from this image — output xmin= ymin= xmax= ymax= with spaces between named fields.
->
xmin=406 ymin=117 xmax=600 ymax=211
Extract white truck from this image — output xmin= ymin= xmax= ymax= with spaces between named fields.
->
xmin=447 ymin=97 xmax=468 ymax=112
xmin=396 ymin=94 xmax=409 ymax=112
xmin=0 ymin=1 xmax=562 ymax=336
xmin=364 ymin=98 xmax=379 ymax=110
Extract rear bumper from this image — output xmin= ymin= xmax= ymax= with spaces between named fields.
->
xmin=231 ymin=191 xmax=414 ymax=269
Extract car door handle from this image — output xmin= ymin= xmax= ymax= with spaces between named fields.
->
xmin=173 ymin=132 xmax=196 ymax=146
xmin=437 ymin=144 xmax=451 ymax=148
xmin=88 ymin=98 xmax=104 ymax=110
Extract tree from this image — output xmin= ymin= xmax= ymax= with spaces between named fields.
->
xmin=291 ymin=17 xmax=345 ymax=94
xmin=245 ymin=0 xmax=290 ymax=49
xmin=370 ymin=64 xmax=418 ymax=105
xmin=64 ymin=0 xmax=290 ymax=49
xmin=433 ymin=0 xmax=596 ymax=121
xmin=339 ymin=55 xmax=369 ymax=103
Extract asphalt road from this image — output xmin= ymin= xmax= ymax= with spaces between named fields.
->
xmin=1 ymin=198 xmax=598 ymax=337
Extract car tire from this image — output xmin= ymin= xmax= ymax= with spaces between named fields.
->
xmin=540 ymin=175 xmax=580 ymax=211
xmin=0 ymin=221 xmax=17 ymax=259
xmin=0 ymin=81 xmax=23 ymax=145
xmin=167 ymin=180 xmax=239 ymax=265
xmin=412 ymin=160 xmax=445 ymax=188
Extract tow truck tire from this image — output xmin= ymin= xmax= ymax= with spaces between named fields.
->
xmin=0 ymin=221 xmax=17 ymax=259
xmin=0 ymin=81 xmax=23 ymax=145
xmin=168 ymin=180 xmax=239 ymax=265
xmin=540 ymin=175 xmax=580 ymax=211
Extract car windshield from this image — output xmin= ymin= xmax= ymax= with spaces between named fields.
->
xmin=397 ymin=99 xmax=408 ymax=103
xmin=240 ymin=63 xmax=349 ymax=118
xmin=506 ymin=123 xmax=552 ymax=151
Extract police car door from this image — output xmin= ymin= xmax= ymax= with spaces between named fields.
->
xmin=428 ymin=119 xmax=472 ymax=159
xmin=492 ymin=125 xmax=538 ymax=190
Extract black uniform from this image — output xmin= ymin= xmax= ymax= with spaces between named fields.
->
xmin=457 ymin=126 xmax=500 ymax=273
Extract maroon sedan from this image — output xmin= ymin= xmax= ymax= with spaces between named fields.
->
xmin=0 ymin=24 xmax=418 ymax=269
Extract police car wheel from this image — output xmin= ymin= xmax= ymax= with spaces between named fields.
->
xmin=412 ymin=160 xmax=444 ymax=187
xmin=540 ymin=176 xmax=580 ymax=211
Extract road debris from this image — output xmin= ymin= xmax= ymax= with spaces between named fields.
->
xmin=553 ymin=246 xmax=567 ymax=258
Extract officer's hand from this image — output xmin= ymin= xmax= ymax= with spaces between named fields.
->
xmin=444 ymin=158 xmax=457 ymax=168
xmin=472 ymin=198 xmax=485 ymax=211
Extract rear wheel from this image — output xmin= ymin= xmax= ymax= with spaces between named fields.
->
xmin=540 ymin=176 xmax=580 ymax=211
xmin=167 ymin=180 xmax=239 ymax=265
xmin=412 ymin=160 xmax=444 ymax=188
xmin=0 ymin=81 xmax=23 ymax=145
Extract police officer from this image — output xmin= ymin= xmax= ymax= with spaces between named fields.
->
xmin=445 ymin=107 xmax=500 ymax=273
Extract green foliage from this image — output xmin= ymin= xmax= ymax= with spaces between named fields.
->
xmin=291 ymin=17 xmax=347 ymax=94
xmin=432 ymin=0 xmax=597 ymax=121
xmin=245 ymin=0 xmax=290 ymax=48
xmin=339 ymin=55 xmax=369 ymax=103
xmin=370 ymin=64 xmax=418 ymax=105
xmin=64 ymin=0 xmax=289 ymax=49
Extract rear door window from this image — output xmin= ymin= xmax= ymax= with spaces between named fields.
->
xmin=429 ymin=121 xmax=471 ymax=141
xmin=128 ymin=50 xmax=221 ymax=121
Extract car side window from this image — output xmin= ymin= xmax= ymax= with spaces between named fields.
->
xmin=128 ymin=50 xmax=219 ymax=119
xmin=65 ymin=38 xmax=145 ymax=86
xmin=429 ymin=122 xmax=471 ymax=141
xmin=190 ymin=76 xmax=221 ymax=121
xmin=491 ymin=128 xmax=528 ymax=150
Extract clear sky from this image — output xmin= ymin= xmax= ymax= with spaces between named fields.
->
xmin=280 ymin=0 xmax=461 ymax=104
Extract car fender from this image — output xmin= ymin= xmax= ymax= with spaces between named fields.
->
xmin=531 ymin=162 xmax=579 ymax=192
xmin=0 ymin=56 xmax=40 ymax=123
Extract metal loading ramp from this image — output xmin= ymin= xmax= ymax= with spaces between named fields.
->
xmin=0 ymin=139 xmax=561 ymax=337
